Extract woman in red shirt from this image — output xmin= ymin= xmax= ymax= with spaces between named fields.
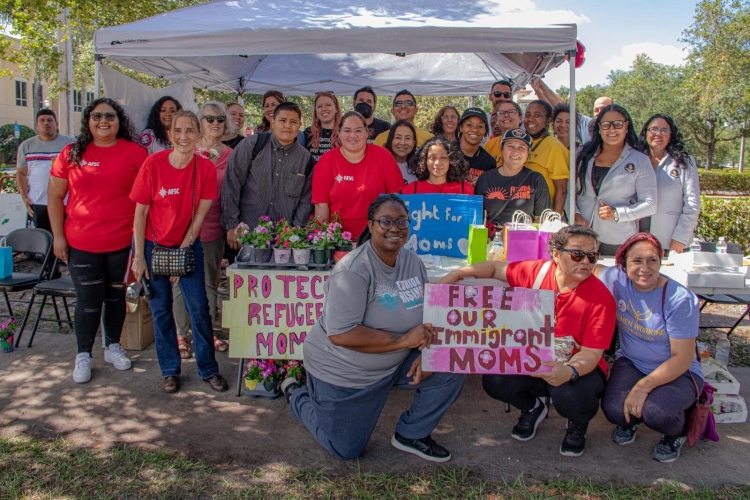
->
xmin=312 ymin=111 xmax=404 ymax=240
xmin=402 ymin=136 xmax=473 ymax=195
xmin=49 ymin=98 xmax=148 ymax=385
xmin=440 ymin=225 xmax=615 ymax=458
xmin=130 ymin=111 xmax=228 ymax=395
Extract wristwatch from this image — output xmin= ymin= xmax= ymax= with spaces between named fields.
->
xmin=566 ymin=364 xmax=580 ymax=383
xmin=612 ymin=210 xmax=620 ymax=223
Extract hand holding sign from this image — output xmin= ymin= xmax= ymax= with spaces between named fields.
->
xmin=531 ymin=361 xmax=573 ymax=386
xmin=404 ymin=323 xmax=433 ymax=350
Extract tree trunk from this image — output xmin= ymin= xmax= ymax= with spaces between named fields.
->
xmin=32 ymin=78 xmax=43 ymax=119
xmin=705 ymin=119 xmax=716 ymax=170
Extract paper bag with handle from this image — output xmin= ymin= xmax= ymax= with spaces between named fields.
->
xmin=503 ymin=211 xmax=539 ymax=262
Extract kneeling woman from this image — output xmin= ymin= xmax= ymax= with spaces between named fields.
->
xmin=285 ymin=195 xmax=465 ymax=462
xmin=440 ymin=225 xmax=615 ymax=457
xmin=593 ymin=233 xmax=703 ymax=463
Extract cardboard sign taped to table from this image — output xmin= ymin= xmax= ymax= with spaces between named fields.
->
xmin=222 ymin=269 xmax=328 ymax=359
xmin=421 ymin=283 xmax=555 ymax=374
xmin=400 ymin=194 xmax=483 ymax=258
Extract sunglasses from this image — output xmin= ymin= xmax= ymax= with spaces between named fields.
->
xmin=557 ymin=248 xmax=600 ymax=263
xmin=394 ymin=100 xmax=414 ymax=108
xmin=599 ymin=120 xmax=625 ymax=130
xmin=372 ymin=218 xmax=410 ymax=230
xmin=203 ymin=115 xmax=226 ymax=124
xmin=647 ymin=126 xmax=671 ymax=135
xmin=492 ymin=91 xmax=512 ymax=99
xmin=91 ymin=112 xmax=117 ymax=122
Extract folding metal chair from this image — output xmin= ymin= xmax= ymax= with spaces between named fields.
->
xmin=698 ymin=294 xmax=750 ymax=336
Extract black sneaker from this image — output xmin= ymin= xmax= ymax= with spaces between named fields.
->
xmin=391 ymin=432 xmax=451 ymax=462
xmin=511 ymin=399 xmax=548 ymax=441
xmin=612 ymin=423 xmax=641 ymax=445
xmin=560 ymin=420 xmax=588 ymax=457
xmin=652 ymin=434 xmax=686 ymax=463
xmin=280 ymin=377 xmax=301 ymax=403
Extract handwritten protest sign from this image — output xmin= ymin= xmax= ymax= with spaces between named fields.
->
xmin=222 ymin=268 xmax=327 ymax=359
xmin=421 ymin=283 xmax=555 ymax=375
xmin=400 ymin=194 xmax=483 ymax=258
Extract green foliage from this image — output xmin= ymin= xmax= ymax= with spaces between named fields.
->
xmin=698 ymin=169 xmax=750 ymax=194
xmin=0 ymin=164 xmax=19 ymax=193
xmin=0 ymin=124 xmax=35 ymax=164
xmin=696 ymin=196 xmax=750 ymax=252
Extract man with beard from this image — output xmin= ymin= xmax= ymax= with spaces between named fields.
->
xmin=521 ymin=100 xmax=569 ymax=215
xmin=374 ymin=90 xmax=433 ymax=147
xmin=353 ymin=86 xmax=391 ymax=142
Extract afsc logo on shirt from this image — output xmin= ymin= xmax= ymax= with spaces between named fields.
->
xmin=158 ymin=187 xmax=180 ymax=198
xmin=335 ymin=174 xmax=355 ymax=183
xmin=79 ymin=159 xmax=101 ymax=167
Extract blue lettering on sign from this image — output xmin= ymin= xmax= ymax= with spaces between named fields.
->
xmin=400 ymin=194 xmax=483 ymax=258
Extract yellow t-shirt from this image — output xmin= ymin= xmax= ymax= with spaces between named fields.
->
xmin=374 ymin=126 xmax=433 ymax=147
xmin=482 ymin=135 xmax=569 ymax=199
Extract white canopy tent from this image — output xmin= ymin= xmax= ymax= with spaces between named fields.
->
xmin=93 ymin=0 xmax=580 ymax=214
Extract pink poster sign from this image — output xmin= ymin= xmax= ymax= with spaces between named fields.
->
xmin=421 ymin=283 xmax=555 ymax=375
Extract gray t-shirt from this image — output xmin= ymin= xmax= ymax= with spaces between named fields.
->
xmin=303 ymin=241 xmax=428 ymax=388
xmin=17 ymin=134 xmax=75 ymax=204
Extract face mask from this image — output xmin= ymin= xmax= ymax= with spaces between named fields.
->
xmin=355 ymin=102 xmax=373 ymax=118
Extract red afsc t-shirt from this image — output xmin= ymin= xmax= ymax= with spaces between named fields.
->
xmin=311 ymin=144 xmax=404 ymax=240
xmin=129 ymin=151 xmax=217 ymax=246
xmin=402 ymin=180 xmax=474 ymax=195
xmin=506 ymin=259 xmax=616 ymax=375
xmin=50 ymin=139 xmax=148 ymax=253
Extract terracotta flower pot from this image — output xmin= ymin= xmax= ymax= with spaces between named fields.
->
xmin=333 ymin=245 xmax=353 ymax=263
xmin=292 ymin=248 xmax=311 ymax=264
xmin=273 ymin=247 xmax=292 ymax=264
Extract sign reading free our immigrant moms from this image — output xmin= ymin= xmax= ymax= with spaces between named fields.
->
xmin=421 ymin=283 xmax=555 ymax=375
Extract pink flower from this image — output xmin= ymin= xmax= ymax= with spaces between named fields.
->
xmin=342 ymin=231 xmax=352 ymax=241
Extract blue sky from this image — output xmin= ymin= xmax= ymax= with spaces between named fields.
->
xmin=531 ymin=0 xmax=699 ymax=89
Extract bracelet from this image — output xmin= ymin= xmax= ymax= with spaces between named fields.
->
xmin=133 ymin=257 xmax=144 ymax=262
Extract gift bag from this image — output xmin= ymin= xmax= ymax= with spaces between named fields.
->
xmin=468 ymin=224 xmax=488 ymax=264
xmin=0 ymin=238 xmax=12 ymax=279
xmin=503 ymin=211 xmax=539 ymax=263
xmin=538 ymin=210 xmax=567 ymax=261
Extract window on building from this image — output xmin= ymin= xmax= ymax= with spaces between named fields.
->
xmin=73 ymin=90 xmax=82 ymax=112
xmin=86 ymin=91 xmax=95 ymax=105
xmin=15 ymin=80 xmax=27 ymax=107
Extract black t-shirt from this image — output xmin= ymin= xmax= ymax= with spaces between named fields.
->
xmin=367 ymin=118 xmax=391 ymax=142
xmin=591 ymin=164 xmax=610 ymax=196
xmin=474 ymin=166 xmax=551 ymax=226
xmin=222 ymin=135 xmax=245 ymax=149
xmin=304 ymin=127 xmax=334 ymax=162
xmin=463 ymin=145 xmax=497 ymax=183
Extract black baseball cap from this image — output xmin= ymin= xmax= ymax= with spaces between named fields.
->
xmin=501 ymin=128 xmax=532 ymax=148
xmin=458 ymin=107 xmax=489 ymax=131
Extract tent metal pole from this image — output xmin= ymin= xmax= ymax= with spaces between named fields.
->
xmin=94 ymin=59 xmax=101 ymax=99
xmin=568 ymin=50 xmax=576 ymax=221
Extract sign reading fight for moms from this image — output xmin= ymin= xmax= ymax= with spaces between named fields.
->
xmin=222 ymin=269 xmax=328 ymax=360
xmin=421 ymin=283 xmax=555 ymax=375
xmin=400 ymin=194 xmax=483 ymax=258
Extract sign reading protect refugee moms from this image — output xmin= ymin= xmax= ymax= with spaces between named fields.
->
xmin=222 ymin=269 xmax=328 ymax=360
xmin=400 ymin=194 xmax=482 ymax=259
xmin=421 ymin=283 xmax=555 ymax=375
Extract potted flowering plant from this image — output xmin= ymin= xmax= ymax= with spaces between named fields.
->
xmin=0 ymin=317 xmax=16 ymax=353
xmin=328 ymin=214 xmax=354 ymax=262
xmin=289 ymin=227 xmax=312 ymax=264
xmin=305 ymin=217 xmax=333 ymax=264
xmin=235 ymin=216 xmax=274 ymax=265
xmin=243 ymin=358 xmax=284 ymax=399
xmin=273 ymin=219 xmax=295 ymax=263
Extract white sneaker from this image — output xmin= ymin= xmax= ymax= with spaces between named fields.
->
xmin=104 ymin=343 xmax=132 ymax=371
xmin=73 ymin=353 xmax=92 ymax=383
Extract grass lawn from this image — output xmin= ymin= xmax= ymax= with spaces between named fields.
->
xmin=1 ymin=436 xmax=749 ymax=500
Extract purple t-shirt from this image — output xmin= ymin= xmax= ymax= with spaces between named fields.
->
xmin=599 ymin=266 xmax=702 ymax=379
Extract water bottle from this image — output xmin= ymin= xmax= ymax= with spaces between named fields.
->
xmin=487 ymin=233 xmax=504 ymax=261
xmin=716 ymin=236 xmax=728 ymax=254
xmin=689 ymin=238 xmax=701 ymax=253
xmin=715 ymin=335 xmax=730 ymax=367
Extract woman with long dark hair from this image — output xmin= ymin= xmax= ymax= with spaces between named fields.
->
xmin=49 ymin=98 xmax=148 ymax=384
xmin=304 ymin=91 xmax=342 ymax=162
xmin=572 ymin=104 xmax=657 ymax=256
xmin=430 ymin=105 xmax=460 ymax=142
xmin=384 ymin=120 xmax=418 ymax=183
xmin=403 ymin=136 xmax=472 ymax=194
xmin=286 ymin=194 xmax=464 ymax=462
xmin=636 ymin=114 xmax=700 ymax=253
xmin=139 ymin=96 xmax=182 ymax=154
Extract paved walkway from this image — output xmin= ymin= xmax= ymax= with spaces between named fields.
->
xmin=2 ymin=328 xmax=749 ymax=488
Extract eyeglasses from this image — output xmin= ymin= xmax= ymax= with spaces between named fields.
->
xmin=495 ymin=109 xmax=519 ymax=118
xmin=647 ymin=126 xmax=671 ymax=135
xmin=203 ymin=115 xmax=226 ymax=124
xmin=372 ymin=218 xmax=410 ymax=230
xmin=441 ymin=114 xmax=459 ymax=121
xmin=91 ymin=112 xmax=117 ymax=122
xmin=557 ymin=248 xmax=600 ymax=263
xmin=340 ymin=127 xmax=367 ymax=136
xmin=492 ymin=91 xmax=512 ymax=99
xmin=599 ymin=120 xmax=625 ymax=130
xmin=394 ymin=100 xmax=414 ymax=107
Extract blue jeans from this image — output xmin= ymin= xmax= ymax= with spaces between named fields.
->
xmin=290 ymin=348 xmax=465 ymax=460
xmin=144 ymin=239 xmax=218 ymax=379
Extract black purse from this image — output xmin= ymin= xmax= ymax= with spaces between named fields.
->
xmin=150 ymin=157 xmax=197 ymax=276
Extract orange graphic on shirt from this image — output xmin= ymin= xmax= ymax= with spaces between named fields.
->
xmin=485 ymin=185 xmax=531 ymax=201
xmin=486 ymin=187 xmax=508 ymax=200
